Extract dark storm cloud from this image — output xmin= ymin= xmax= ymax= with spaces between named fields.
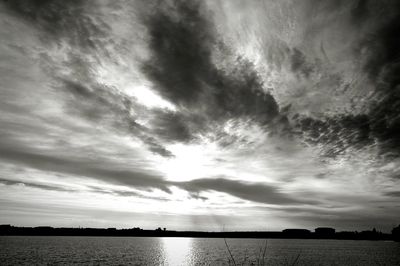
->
xmin=293 ymin=0 xmax=400 ymax=159
xmin=3 ymin=0 xmax=79 ymax=24
xmin=142 ymin=0 xmax=282 ymax=128
xmin=351 ymin=0 xmax=370 ymax=24
xmin=150 ymin=110 xmax=195 ymax=143
xmin=359 ymin=1 xmax=400 ymax=86
xmin=142 ymin=0 xmax=214 ymax=105
xmin=357 ymin=1 xmax=400 ymax=157
xmin=211 ymin=58 xmax=281 ymax=126
xmin=3 ymin=0 xmax=81 ymax=22
xmin=177 ymin=177 xmax=315 ymax=205
xmin=2 ymin=0 xmax=107 ymax=49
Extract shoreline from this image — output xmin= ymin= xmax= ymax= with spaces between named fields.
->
xmin=1 ymin=225 xmax=396 ymax=241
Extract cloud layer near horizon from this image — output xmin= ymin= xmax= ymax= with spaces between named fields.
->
xmin=0 ymin=0 xmax=399 ymax=231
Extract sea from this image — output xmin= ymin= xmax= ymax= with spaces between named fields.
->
xmin=1 ymin=236 xmax=399 ymax=265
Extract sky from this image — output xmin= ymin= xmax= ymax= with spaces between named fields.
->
xmin=0 ymin=0 xmax=399 ymax=232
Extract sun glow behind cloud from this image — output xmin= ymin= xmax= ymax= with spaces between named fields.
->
xmin=130 ymin=85 xmax=176 ymax=111
xmin=158 ymin=143 xmax=220 ymax=182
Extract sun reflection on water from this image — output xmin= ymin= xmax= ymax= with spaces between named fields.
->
xmin=161 ymin=237 xmax=194 ymax=265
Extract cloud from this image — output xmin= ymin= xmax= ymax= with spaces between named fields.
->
xmin=358 ymin=1 xmax=400 ymax=86
xmin=0 ymin=178 xmax=73 ymax=193
xmin=140 ymin=135 xmax=175 ymax=158
xmin=2 ymin=0 xmax=177 ymax=158
xmin=294 ymin=114 xmax=372 ymax=158
xmin=293 ymin=94 xmax=400 ymax=161
xmin=3 ymin=0 xmax=288 ymax=156
xmin=343 ymin=1 xmax=400 ymax=159
xmin=60 ymin=78 xmax=176 ymax=157
xmin=3 ymin=0 xmax=178 ymax=159
xmin=385 ymin=191 xmax=400 ymax=197
xmin=0 ymin=143 xmax=169 ymax=192
xmin=290 ymin=48 xmax=314 ymax=78
xmin=142 ymin=0 xmax=283 ymax=130
xmin=0 ymin=141 xmax=320 ymax=206
xmin=0 ymin=139 xmax=316 ymax=205
xmin=177 ymin=177 xmax=316 ymax=205
xmin=149 ymin=110 xmax=195 ymax=143
xmin=283 ymin=0 xmax=400 ymax=161
xmin=350 ymin=0 xmax=370 ymax=25
xmin=0 ymin=177 xmax=170 ymax=202
xmin=141 ymin=0 xmax=215 ymax=105
xmin=3 ymin=0 xmax=107 ymax=49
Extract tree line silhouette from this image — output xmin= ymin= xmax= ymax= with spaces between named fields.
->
xmin=1 ymin=224 xmax=399 ymax=241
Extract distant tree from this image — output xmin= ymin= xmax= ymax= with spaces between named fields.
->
xmin=392 ymin=225 xmax=400 ymax=241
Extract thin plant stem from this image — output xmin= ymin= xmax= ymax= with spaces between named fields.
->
xmin=224 ymin=238 xmax=237 ymax=266
xmin=261 ymin=239 xmax=267 ymax=265
xmin=290 ymin=252 xmax=301 ymax=266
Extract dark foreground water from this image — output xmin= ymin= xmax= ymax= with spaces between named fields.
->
xmin=1 ymin=236 xmax=399 ymax=265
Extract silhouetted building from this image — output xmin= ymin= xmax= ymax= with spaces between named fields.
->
xmin=315 ymin=227 xmax=335 ymax=238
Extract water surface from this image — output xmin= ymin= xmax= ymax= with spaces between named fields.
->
xmin=1 ymin=236 xmax=399 ymax=265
